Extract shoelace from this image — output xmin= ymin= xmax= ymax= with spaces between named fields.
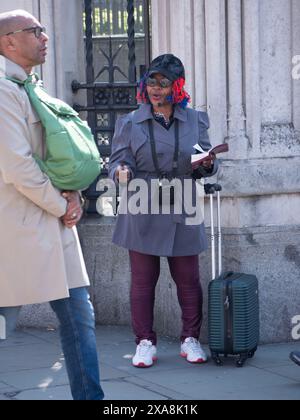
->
xmin=185 ymin=338 xmax=202 ymax=354
xmin=137 ymin=341 xmax=153 ymax=356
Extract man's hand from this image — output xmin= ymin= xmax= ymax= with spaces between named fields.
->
xmin=61 ymin=191 xmax=83 ymax=229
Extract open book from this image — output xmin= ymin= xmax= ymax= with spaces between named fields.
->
xmin=191 ymin=143 xmax=229 ymax=170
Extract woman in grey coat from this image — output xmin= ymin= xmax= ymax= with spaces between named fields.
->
xmin=109 ymin=54 xmax=218 ymax=368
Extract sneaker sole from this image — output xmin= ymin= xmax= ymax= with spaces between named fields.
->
xmin=180 ymin=352 xmax=207 ymax=364
xmin=133 ymin=357 xmax=158 ymax=368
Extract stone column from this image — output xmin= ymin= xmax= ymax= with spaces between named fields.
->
xmin=226 ymin=0 xmax=249 ymax=157
xmin=152 ymin=0 xmax=228 ymax=142
xmin=204 ymin=0 xmax=227 ymax=146
xmin=243 ymin=0 xmax=261 ymax=156
xmin=38 ymin=0 xmax=56 ymax=95
xmin=0 ymin=0 xmax=85 ymax=104
xmin=152 ymin=0 xmax=195 ymax=104
xmin=0 ymin=0 xmax=37 ymax=14
xmin=168 ymin=0 xmax=195 ymax=101
xmin=40 ymin=0 xmax=85 ymax=103
xmin=151 ymin=0 xmax=170 ymax=55
xmin=260 ymin=0 xmax=292 ymax=125
xmin=259 ymin=0 xmax=299 ymax=160
xmin=292 ymin=0 xmax=300 ymax=131
xmin=193 ymin=0 xmax=207 ymax=111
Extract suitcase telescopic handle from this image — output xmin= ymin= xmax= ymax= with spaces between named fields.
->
xmin=205 ymin=183 xmax=223 ymax=280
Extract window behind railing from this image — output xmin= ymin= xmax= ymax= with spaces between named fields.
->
xmin=83 ymin=0 xmax=146 ymax=36
xmin=82 ymin=0 xmax=151 ymax=83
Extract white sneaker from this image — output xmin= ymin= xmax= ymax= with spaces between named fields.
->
xmin=132 ymin=339 xmax=157 ymax=368
xmin=181 ymin=337 xmax=207 ymax=364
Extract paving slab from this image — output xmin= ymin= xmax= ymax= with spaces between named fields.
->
xmin=0 ymin=331 xmax=45 ymax=348
xmin=0 ymin=326 xmax=299 ymax=400
xmin=17 ymin=385 xmax=72 ymax=401
xmin=102 ymin=378 xmax=169 ymax=401
xmin=0 ymin=343 xmax=64 ymax=375
xmin=131 ymin=363 xmax=299 ymax=400
xmin=0 ymin=365 xmax=69 ymax=390
xmin=247 ymin=342 xmax=300 ymax=368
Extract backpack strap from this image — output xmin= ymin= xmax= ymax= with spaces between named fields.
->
xmin=4 ymin=76 xmax=25 ymax=85
xmin=5 ymin=73 xmax=40 ymax=90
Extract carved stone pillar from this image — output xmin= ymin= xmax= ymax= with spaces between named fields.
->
xmin=0 ymin=0 xmax=37 ymax=14
xmin=243 ymin=0 xmax=261 ymax=155
xmin=260 ymin=0 xmax=292 ymax=125
xmin=0 ymin=0 xmax=85 ymax=103
xmin=224 ymin=0 xmax=248 ymax=158
xmin=41 ymin=0 xmax=85 ymax=103
xmin=152 ymin=0 xmax=195 ymax=104
xmin=193 ymin=0 xmax=207 ymax=112
xmin=204 ymin=0 xmax=227 ymax=147
xmin=292 ymin=0 xmax=300 ymax=131
xmin=151 ymin=0 xmax=170 ymax=55
xmin=227 ymin=1 xmax=246 ymax=136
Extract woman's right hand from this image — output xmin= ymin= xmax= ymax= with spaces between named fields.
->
xmin=115 ymin=164 xmax=131 ymax=184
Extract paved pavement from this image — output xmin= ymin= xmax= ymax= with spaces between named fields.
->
xmin=0 ymin=326 xmax=299 ymax=400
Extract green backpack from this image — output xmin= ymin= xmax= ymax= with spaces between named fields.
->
xmin=6 ymin=74 xmax=102 ymax=191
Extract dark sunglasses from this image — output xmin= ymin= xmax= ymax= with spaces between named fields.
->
xmin=146 ymin=77 xmax=173 ymax=89
xmin=6 ymin=26 xmax=46 ymax=39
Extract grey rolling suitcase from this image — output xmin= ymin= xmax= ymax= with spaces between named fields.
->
xmin=206 ymin=184 xmax=260 ymax=367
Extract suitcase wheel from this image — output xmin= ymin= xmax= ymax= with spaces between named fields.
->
xmin=248 ymin=347 xmax=257 ymax=359
xmin=212 ymin=353 xmax=223 ymax=366
xmin=236 ymin=353 xmax=248 ymax=367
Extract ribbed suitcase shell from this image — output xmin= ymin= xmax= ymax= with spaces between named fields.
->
xmin=208 ymin=272 xmax=259 ymax=366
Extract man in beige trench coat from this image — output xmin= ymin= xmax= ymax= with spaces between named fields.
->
xmin=0 ymin=10 xmax=104 ymax=400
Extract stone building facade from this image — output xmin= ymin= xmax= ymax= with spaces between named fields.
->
xmin=0 ymin=0 xmax=299 ymax=343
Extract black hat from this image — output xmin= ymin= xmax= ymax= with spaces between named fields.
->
xmin=148 ymin=54 xmax=185 ymax=81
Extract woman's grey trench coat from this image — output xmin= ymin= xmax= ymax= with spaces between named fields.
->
xmin=109 ymin=104 xmax=219 ymax=257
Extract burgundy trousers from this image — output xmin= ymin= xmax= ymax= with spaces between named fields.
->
xmin=129 ymin=250 xmax=203 ymax=345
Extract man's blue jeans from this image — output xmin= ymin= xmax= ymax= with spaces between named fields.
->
xmin=50 ymin=287 xmax=104 ymax=400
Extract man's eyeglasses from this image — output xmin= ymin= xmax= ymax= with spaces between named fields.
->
xmin=146 ymin=77 xmax=173 ymax=89
xmin=5 ymin=26 xmax=46 ymax=39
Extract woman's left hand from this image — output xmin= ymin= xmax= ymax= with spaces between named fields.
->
xmin=201 ymin=153 xmax=216 ymax=170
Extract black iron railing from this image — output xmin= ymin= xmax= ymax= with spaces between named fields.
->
xmin=73 ymin=0 xmax=150 ymax=213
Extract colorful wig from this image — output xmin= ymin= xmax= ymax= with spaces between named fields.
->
xmin=136 ymin=72 xmax=150 ymax=104
xmin=137 ymin=74 xmax=191 ymax=109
